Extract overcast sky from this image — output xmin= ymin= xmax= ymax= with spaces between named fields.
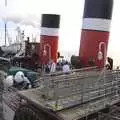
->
xmin=0 ymin=0 xmax=120 ymax=66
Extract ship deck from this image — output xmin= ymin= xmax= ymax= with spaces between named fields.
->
xmin=18 ymin=69 xmax=120 ymax=120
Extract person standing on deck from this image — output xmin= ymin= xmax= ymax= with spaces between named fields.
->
xmin=62 ymin=61 xmax=70 ymax=73
xmin=50 ymin=60 xmax=56 ymax=73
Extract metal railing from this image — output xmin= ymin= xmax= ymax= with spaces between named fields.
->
xmin=38 ymin=69 xmax=120 ymax=111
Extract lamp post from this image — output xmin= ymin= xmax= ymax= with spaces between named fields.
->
xmin=98 ymin=41 xmax=107 ymax=106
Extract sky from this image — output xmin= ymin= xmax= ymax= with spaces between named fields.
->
xmin=0 ymin=0 xmax=120 ymax=66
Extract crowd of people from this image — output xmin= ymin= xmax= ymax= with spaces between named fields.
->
xmin=43 ymin=59 xmax=71 ymax=74
xmin=4 ymin=56 xmax=115 ymax=90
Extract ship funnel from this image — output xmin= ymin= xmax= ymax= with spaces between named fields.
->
xmin=79 ymin=0 xmax=113 ymax=68
xmin=40 ymin=14 xmax=60 ymax=64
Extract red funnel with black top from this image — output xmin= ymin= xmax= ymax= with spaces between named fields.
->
xmin=79 ymin=0 xmax=113 ymax=68
xmin=40 ymin=14 xmax=60 ymax=64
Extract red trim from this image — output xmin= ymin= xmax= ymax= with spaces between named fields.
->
xmin=79 ymin=30 xmax=109 ymax=68
xmin=39 ymin=35 xmax=58 ymax=64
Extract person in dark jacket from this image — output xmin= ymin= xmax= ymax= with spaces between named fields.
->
xmin=107 ymin=57 xmax=113 ymax=70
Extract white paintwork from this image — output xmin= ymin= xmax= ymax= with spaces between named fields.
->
xmin=82 ymin=18 xmax=111 ymax=32
xmin=1 ymin=43 xmax=21 ymax=54
xmin=1 ymin=41 xmax=26 ymax=57
xmin=14 ymin=41 xmax=26 ymax=57
xmin=43 ymin=43 xmax=51 ymax=61
xmin=40 ymin=27 xmax=59 ymax=36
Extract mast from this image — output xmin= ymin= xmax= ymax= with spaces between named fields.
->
xmin=5 ymin=0 xmax=7 ymax=46
xmin=5 ymin=0 xmax=7 ymax=6
xmin=5 ymin=22 xmax=7 ymax=46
